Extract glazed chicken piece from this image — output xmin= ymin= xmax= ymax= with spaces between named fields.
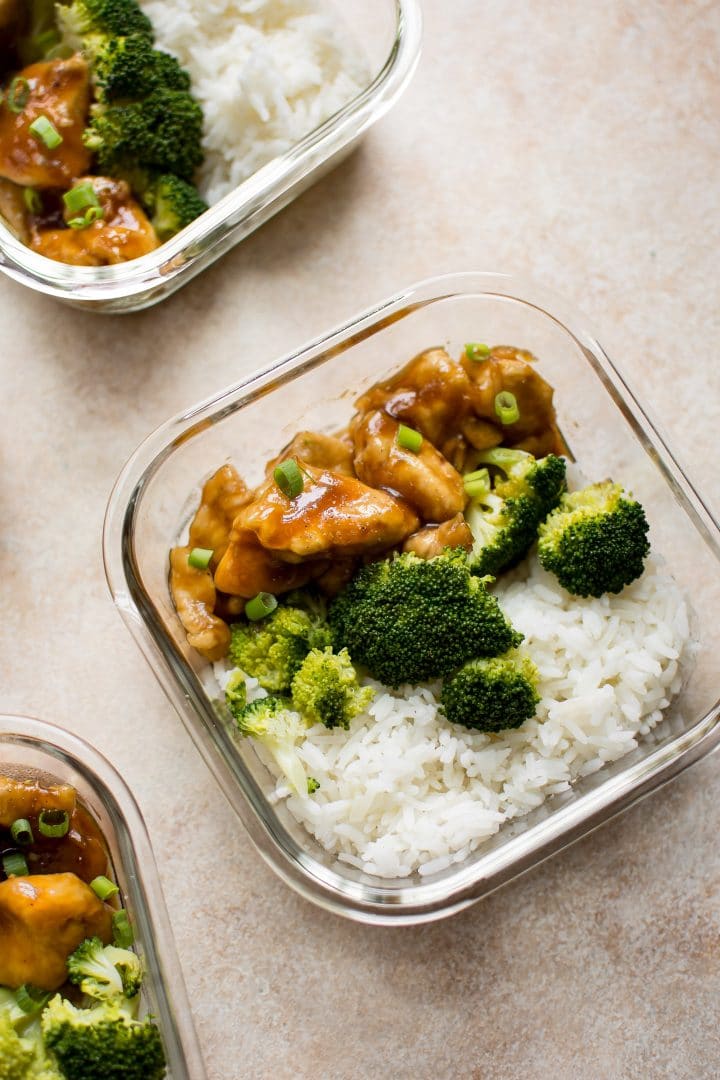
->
xmin=213 ymin=526 xmax=322 ymax=598
xmin=170 ymin=546 xmax=231 ymax=661
xmin=0 ymin=872 xmax=113 ymax=990
xmin=234 ymin=459 xmax=419 ymax=561
xmin=31 ymin=174 xmax=159 ymax=266
xmin=356 ymin=347 xmax=474 ymax=447
xmin=188 ymin=464 xmax=252 ymax=566
xmin=0 ymin=56 xmax=92 ymax=188
xmin=0 ymin=776 xmax=75 ymax=828
xmin=403 ymin=513 xmax=474 ymax=559
xmin=353 ymin=410 xmax=466 ymax=523
xmin=267 ymin=431 xmax=355 ymax=478
xmin=461 ymin=346 xmax=567 ymax=457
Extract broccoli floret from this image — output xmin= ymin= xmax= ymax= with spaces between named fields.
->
xmin=143 ymin=173 xmax=208 ymax=240
xmin=441 ymin=653 xmax=540 ymax=732
xmin=91 ymin=35 xmax=191 ymax=102
xmin=41 ymin=994 xmax=166 ymax=1080
xmin=537 ymin=480 xmax=650 ymax=597
xmin=83 ymin=88 xmax=204 ymax=181
xmin=0 ymin=1011 xmax=36 ymax=1080
xmin=67 ymin=936 xmax=143 ymax=1001
xmin=329 ymin=549 xmax=522 ymax=688
xmin=465 ymin=449 xmax=567 ymax=577
xmin=229 ymin=605 xmax=332 ymax=694
xmin=56 ymin=0 xmax=154 ymax=49
xmin=291 ymin=647 xmax=374 ymax=730
xmin=0 ymin=990 xmax=60 ymax=1080
xmin=235 ymin=696 xmax=309 ymax=796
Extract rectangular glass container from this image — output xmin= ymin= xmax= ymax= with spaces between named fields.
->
xmin=0 ymin=713 xmax=207 ymax=1077
xmin=103 ymin=271 xmax=720 ymax=924
xmin=0 ymin=1 xmax=421 ymax=313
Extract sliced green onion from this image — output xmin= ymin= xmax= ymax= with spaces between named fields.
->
xmin=28 ymin=114 xmax=63 ymax=149
xmin=32 ymin=29 xmax=60 ymax=56
xmin=188 ymin=547 xmax=214 ymax=570
xmin=7 ymin=76 xmax=30 ymax=113
xmin=245 ymin=592 xmax=278 ymax=621
xmin=112 ymin=909 xmax=134 ymax=948
xmin=465 ymin=342 xmax=491 ymax=362
xmin=38 ymin=809 xmax=70 ymax=838
xmin=91 ymin=875 xmax=120 ymax=901
xmin=3 ymin=851 xmax=28 ymax=877
xmin=10 ymin=818 xmax=33 ymax=846
xmin=397 ymin=424 xmax=423 ymax=453
xmin=273 ymin=459 xmax=304 ymax=499
xmin=14 ymin=985 xmax=51 ymax=1015
xmin=463 ymin=468 xmax=491 ymax=500
xmin=23 ymin=187 xmax=42 ymax=214
xmin=307 ymin=777 xmax=320 ymax=794
xmin=63 ymin=180 xmax=100 ymax=214
xmin=67 ymin=205 xmax=104 ymax=230
xmin=494 ymin=391 xmax=520 ymax=425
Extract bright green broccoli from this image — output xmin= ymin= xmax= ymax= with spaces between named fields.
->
xmin=465 ymin=448 xmax=567 ymax=577
xmin=537 ymin=480 xmax=650 ymax=597
xmin=329 ymin=549 xmax=522 ymax=688
xmin=56 ymin=0 xmax=153 ymax=49
xmin=83 ymin=87 xmax=204 ymax=181
xmin=0 ymin=1009 xmax=36 ymax=1079
xmin=440 ymin=653 xmax=540 ymax=732
xmin=290 ymin=647 xmax=374 ymax=730
xmin=66 ymin=937 xmax=143 ymax=1001
xmin=143 ymin=173 xmax=208 ymax=240
xmin=91 ymin=35 xmax=191 ymax=102
xmin=233 ymin=696 xmax=309 ymax=796
xmin=0 ymin=989 xmax=60 ymax=1080
xmin=41 ymin=994 xmax=166 ymax=1080
xmin=228 ymin=604 xmax=332 ymax=694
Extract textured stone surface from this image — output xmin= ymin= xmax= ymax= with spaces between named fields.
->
xmin=1 ymin=1 xmax=720 ymax=1077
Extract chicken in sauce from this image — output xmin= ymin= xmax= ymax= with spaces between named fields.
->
xmin=170 ymin=343 xmax=567 ymax=660
xmin=0 ymin=774 xmax=117 ymax=991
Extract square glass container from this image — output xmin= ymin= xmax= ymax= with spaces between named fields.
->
xmin=0 ymin=1 xmax=421 ymax=313
xmin=103 ymin=271 xmax=720 ymax=924
xmin=0 ymin=713 xmax=207 ymax=1078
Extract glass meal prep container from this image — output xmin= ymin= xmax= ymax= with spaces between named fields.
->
xmin=0 ymin=713 xmax=207 ymax=1078
xmin=103 ymin=271 xmax=720 ymax=925
xmin=0 ymin=0 xmax=421 ymax=314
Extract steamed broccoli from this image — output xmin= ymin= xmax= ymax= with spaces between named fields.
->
xmin=291 ymin=647 xmax=374 ymax=729
xmin=67 ymin=937 xmax=143 ymax=1001
xmin=83 ymin=87 xmax=204 ymax=180
xmin=229 ymin=605 xmax=332 ymax=694
xmin=41 ymin=994 xmax=166 ymax=1080
xmin=91 ymin=35 xmax=191 ymax=102
xmin=144 ymin=174 xmax=208 ymax=240
xmin=537 ymin=480 xmax=650 ymax=597
xmin=441 ymin=654 xmax=540 ymax=732
xmin=56 ymin=0 xmax=154 ymax=49
xmin=0 ymin=1010 xmax=36 ymax=1079
xmin=234 ymin=696 xmax=309 ymax=796
xmin=0 ymin=990 xmax=59 ymax=1080
xmin=329 ymin=549 xmax=522 ymax=688
xmin=465 ymin=448 xmax=567 ymax=577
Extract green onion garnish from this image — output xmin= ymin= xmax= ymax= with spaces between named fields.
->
xmin=28 ymin=114 xmax=63 ymax=149
xmin=14 ymin=985 xmax=50 ymax=1015
xmin=38 ymin=809 xmax=70 ymax=838
xmin=245 ymin=592 xmax=278 ymax=621
xmin=397 ymin=424 xmax=423 ymax=453
xmin=3 ymin=851 xmax=28 ymax=877
xmin=10 ymin=818 xmax=33 ymax=846
xmin=112 ymin=909 xmax=134 ymax=948
xmin=465 ymin=342 xmax=491 ymax=362
xmin=63 ymin=180 xmax=100 ymax=214
xmin=67 ymin=205 xmax=104 ymax=230
xmin=188 ymin=547 xmax=214 ymax=570
xmin=90 ymin=875 xmax=120 ymax=901
xmin=273 ymin=459 xmax=304 ymax=498
xmin=23 ymin=187 xmax=42 ymax=214
xmin=7 ymin=76 xmax=30 ymax=113
xmin=494 ymin=391 xmax=520 ymax=425
xmin=307 ymin=777 xmax=320 ymax=794
xmin=463 ymin=468 xmax=491 ymax=500
xmin=32 ymin=29 xmax=60 ymax=55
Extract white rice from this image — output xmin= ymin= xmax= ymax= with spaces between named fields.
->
xmin=214 ymin=552 xmax=692 ymax=879
xmin=140 ymin=0 xmax=370 ymax=204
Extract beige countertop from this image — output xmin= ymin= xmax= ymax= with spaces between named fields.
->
xmin=2 ymin=2 xmax=720 ymax=1077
